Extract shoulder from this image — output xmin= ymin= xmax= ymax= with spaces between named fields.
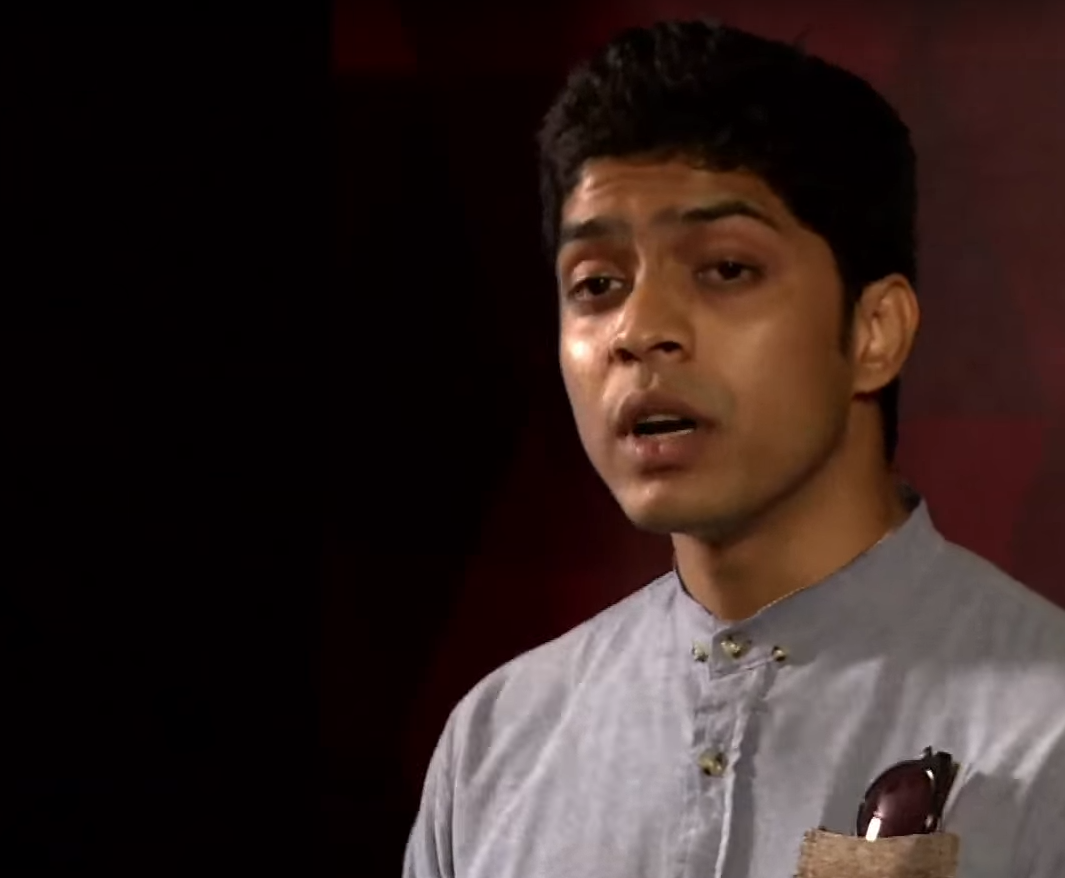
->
xmin=452 ymin=572 xmax=674 ymax=729
xmin=442 ymin=572 xmax=675 ymax=777
xmin=922 ymin=539 xmax=1065 ymax=815
xmin=922 ymin=538 xmax=1065 ymax=717
xmin=929 ymin=538 xmax=1065 ymax=663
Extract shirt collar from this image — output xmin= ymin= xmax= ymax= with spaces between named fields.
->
xmin=667 ymin=489 xmax=946 ymax=672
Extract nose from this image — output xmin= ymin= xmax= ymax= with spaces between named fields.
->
xmin=609 ymin=273 xmax=694 ymax=364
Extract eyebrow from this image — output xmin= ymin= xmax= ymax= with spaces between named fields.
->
xmin=671 ymin=200 xmax=781 ymax=231
xmin=557 ymin=198 xmax=781 ymax=250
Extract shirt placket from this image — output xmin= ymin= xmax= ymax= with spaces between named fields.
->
xmin=676 ymin=629 xmax=773 ymax=878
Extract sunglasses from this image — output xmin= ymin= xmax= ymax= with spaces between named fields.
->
xmin=856 ymin=747 xmax=959 ymax=840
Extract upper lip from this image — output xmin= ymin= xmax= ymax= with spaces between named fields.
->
xmin=614 ymin=389 xmax=712 ymax=437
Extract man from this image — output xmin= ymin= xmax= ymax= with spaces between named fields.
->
xmin=404 ymin=20 xmax=1065 ymax=878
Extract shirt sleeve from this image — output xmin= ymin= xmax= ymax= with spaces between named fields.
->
xmin=1017 ymin=743 xmax=1065 ymax=878
xmin=1026 ymin=846 xmax=1064 ymax=878
xmin=1022 ymin=816 xmax=1064 ymax=878
xmin=402 ymin=714 xmax=457 ymax=878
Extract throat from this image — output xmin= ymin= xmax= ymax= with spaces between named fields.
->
xmin=671 ymin=488 xmax=912 ymax=622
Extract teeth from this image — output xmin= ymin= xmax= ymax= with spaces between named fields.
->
xmin=640 ymin=413 xmax=685 ymax=423
xmin=633 ymin=414 xmax=698 ymax=437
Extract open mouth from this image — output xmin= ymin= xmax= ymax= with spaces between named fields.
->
xmin=632 ymin=416 xmax=698 ymax=437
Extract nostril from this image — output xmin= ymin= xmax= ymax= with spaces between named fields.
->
xmin=653 ymin=340 xmax=684 ymax=354
xmin=612 ymin=339 xmax=685 ymax=363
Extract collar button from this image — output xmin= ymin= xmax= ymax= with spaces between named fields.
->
xmin=720 ymin=635 xmax=749 ymax=659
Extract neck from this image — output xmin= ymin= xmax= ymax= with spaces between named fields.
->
xmin=671 ymin=432 xmax=910 ymax=622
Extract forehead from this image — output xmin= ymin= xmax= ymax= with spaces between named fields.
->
xmin=561 ymin=158 xmax=795 ymax=228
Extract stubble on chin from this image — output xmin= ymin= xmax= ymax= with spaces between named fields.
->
xmin=616 ymin=480 xmax=760 ymax=546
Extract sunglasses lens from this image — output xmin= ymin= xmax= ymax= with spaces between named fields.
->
xmin=857 ymin=763 xmax=936 ymax=839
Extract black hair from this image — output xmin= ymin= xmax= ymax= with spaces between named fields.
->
xmin=538 ymin=19 xmax=916 ymax=463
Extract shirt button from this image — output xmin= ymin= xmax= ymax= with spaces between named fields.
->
xmin=691 ymin=642 xmax=709 ymax=662
xmin=771 ymin=645 xmax=789 ymax=663
xmin=698 ymin=751 xmax=728 ymax=777
xmin=720 ymin=635 xmax=749 ymax=659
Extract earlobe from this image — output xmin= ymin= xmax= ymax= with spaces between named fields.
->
xmin=852 ymin=275 xmax=920 ymax=395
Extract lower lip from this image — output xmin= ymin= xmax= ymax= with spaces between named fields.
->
xmin=620 ymin=426 xmax=709 ymax=470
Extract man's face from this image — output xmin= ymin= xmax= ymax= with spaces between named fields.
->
xmin=556 ymin=158 xmax=859 ymax=540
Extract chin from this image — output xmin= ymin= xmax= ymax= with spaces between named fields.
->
xmin=618 ymin=483 xmax=722 ymax=535
xmin=615 ymin=476 xmax=758 ymax=542
xmin=622 ymin=505 xmax=686 ymax=535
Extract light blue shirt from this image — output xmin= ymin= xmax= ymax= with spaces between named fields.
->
xmin=404 ymin=499 xmax=1065 ymax=877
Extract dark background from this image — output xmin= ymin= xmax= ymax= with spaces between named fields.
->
xmin=6 ymin=11 xmax=324 ymax=874
xmin=7 ymin=1 xmax=1065 ymax=875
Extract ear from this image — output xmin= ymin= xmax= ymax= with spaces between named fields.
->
xmin=849 ymin=274 xmax=920 ymax=395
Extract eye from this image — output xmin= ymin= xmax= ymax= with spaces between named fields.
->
xmin=698 ymin=260 xmax=760 ymax=286
xmin=568 ymin=275 xmax=624 ymax=300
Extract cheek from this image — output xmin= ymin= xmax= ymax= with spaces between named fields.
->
xmin=560 ymin=332 xmax=605 ymax=436
xmin=725 ymin=317 xmax=849 ymax=437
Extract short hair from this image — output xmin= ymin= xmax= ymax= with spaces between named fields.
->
xmin=538 ymin=19 xmax=917 ymax=463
